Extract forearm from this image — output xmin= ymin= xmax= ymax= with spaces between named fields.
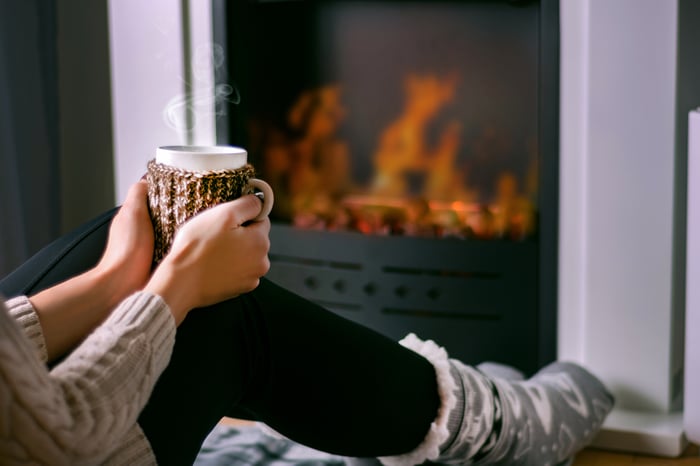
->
xmin=144 ymin=259 xmax=192 ymax=326
xmin=29 ymin=267 xmax=127 ymax=362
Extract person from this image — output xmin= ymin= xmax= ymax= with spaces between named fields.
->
xmin=0 ymin=180 xmax=614 ymax=466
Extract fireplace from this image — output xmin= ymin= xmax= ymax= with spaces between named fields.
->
xmin=213 ymin=0 xmax=559 ymax=374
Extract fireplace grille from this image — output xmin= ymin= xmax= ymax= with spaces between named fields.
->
xmin=266 ymin=224 xmax=538 ymax=369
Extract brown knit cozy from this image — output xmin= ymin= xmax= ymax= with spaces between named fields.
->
xmin=146 ymin=159 xmax=256 ymax=263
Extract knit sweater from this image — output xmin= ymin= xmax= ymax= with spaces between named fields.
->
xmin=0 ymin=291 xmax=176 ymax=465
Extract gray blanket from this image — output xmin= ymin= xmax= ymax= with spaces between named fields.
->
xmin=194 ymin=424 xmax=347 ymax=466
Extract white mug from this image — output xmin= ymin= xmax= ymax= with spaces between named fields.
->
xmin=155 ymin=145 xmax=274 ymax=220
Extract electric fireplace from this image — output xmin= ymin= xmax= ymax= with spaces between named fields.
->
xmin=213 ymin=0 xmax=559 ymax=374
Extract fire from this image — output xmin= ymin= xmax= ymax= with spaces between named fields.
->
xmin=371 ymin=73 xmax=462 ymax=198
xmin=257 ymin=74 xmax=536 ymax=240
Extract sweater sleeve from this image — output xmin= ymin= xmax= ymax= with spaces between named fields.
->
xmin=4 ymin=295 xmax=48 ymax=363
xmin=0 ymin=291 xmax=175 ymax=465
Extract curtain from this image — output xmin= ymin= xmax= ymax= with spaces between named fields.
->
xmin=0 ymin=0 xmax=61 ymax=279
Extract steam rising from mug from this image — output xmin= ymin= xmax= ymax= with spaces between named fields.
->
xmin=162 ymin=43 xmax=240 ymax=138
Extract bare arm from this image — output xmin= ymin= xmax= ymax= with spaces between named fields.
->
xmin=29 ymin=181 xmax=155 ymax=362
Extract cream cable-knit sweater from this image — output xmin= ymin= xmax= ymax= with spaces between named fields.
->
xmin=0 ymin=291 xmax=176 ymax=465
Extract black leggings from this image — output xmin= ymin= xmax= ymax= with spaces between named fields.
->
xmin=0 ymin=208 xmax=439 ymax=465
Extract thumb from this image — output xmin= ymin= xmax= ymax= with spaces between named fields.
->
xmin=124 ymin=180 xmax=149 ymax=206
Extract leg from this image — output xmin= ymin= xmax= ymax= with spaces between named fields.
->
xmin=140 ymin=279 xmax=441 ymax=465
xmin=230 ymin=279 xmax=440 ymax=457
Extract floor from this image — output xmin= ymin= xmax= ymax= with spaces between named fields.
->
xmin=574 ymin=444 xmax=700 ymax=466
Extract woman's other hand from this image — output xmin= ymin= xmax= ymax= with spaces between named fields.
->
xmin=145 ymin=195 xmax=271 ymax=324
xmin=95 ymin=180 xmax=155 ymax=302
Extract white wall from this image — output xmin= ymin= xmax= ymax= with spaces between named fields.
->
xmin=686 ymin=109 xmax=700 ymax=444
xmin=559 ymin=0 xmax=681 ymax=414
xmin=108 ymin=0 xmax=216 ymax=202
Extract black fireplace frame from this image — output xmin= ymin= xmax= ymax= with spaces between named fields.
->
xmin=212 ymin=0 xmax=559 ymax=374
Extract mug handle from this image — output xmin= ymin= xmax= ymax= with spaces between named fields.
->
xmin=248 ymin=178 xmax=275 ymax=221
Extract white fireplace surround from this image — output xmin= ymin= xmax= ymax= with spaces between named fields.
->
xmin=558 ymin=0 xmax=696 ymax=456
xmin=108 ymin=0 xmax=699 ymax=456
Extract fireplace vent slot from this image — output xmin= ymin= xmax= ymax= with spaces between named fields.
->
xmin=382 ymin=266 xmax=500 ymax=280
xmin=316 ymin=300 xmax=363 ymax=312
xmin=269 ymin=254 xmax=363 ymax=271
xmin=382 ymin=307 xmax=501 ymax=321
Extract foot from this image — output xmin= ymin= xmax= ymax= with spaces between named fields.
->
xmin=454 ymin=361 xmax=614 ymax=466
xmin=386 ymin=335 xmax=614 ymax=466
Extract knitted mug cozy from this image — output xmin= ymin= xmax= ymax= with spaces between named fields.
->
xmin=146 ymin=159 xmax=256 ymax=263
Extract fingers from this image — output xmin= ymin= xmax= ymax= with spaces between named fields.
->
xmin=222 ymin=194 xmax=266 ymax=226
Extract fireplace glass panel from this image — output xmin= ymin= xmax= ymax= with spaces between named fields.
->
xmin=226 ymin=0 xmax=540 ymax=241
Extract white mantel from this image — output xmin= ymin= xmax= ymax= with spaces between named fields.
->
xmin=559 ymin=0 xmax=696 ymax=456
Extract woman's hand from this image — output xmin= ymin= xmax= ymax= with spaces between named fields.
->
xmin=145 ymin=195 xmax=271 ymax=324
xmin=95 ymin=180 xmax=155 ymax=303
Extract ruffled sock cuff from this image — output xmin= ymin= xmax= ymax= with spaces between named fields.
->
xmin=378 ymin=333 xmax=457 ymax=466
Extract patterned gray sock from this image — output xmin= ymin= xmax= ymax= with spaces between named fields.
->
xmin=380 ymin=335 xmax=613 ymax=466
xmin=438 ymin=364 xmax=493 ymax=460
xmin=468 ymin=362 xmax=525 ymax=458
xmin=440 ymin=360 xmax=614 ymax=466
